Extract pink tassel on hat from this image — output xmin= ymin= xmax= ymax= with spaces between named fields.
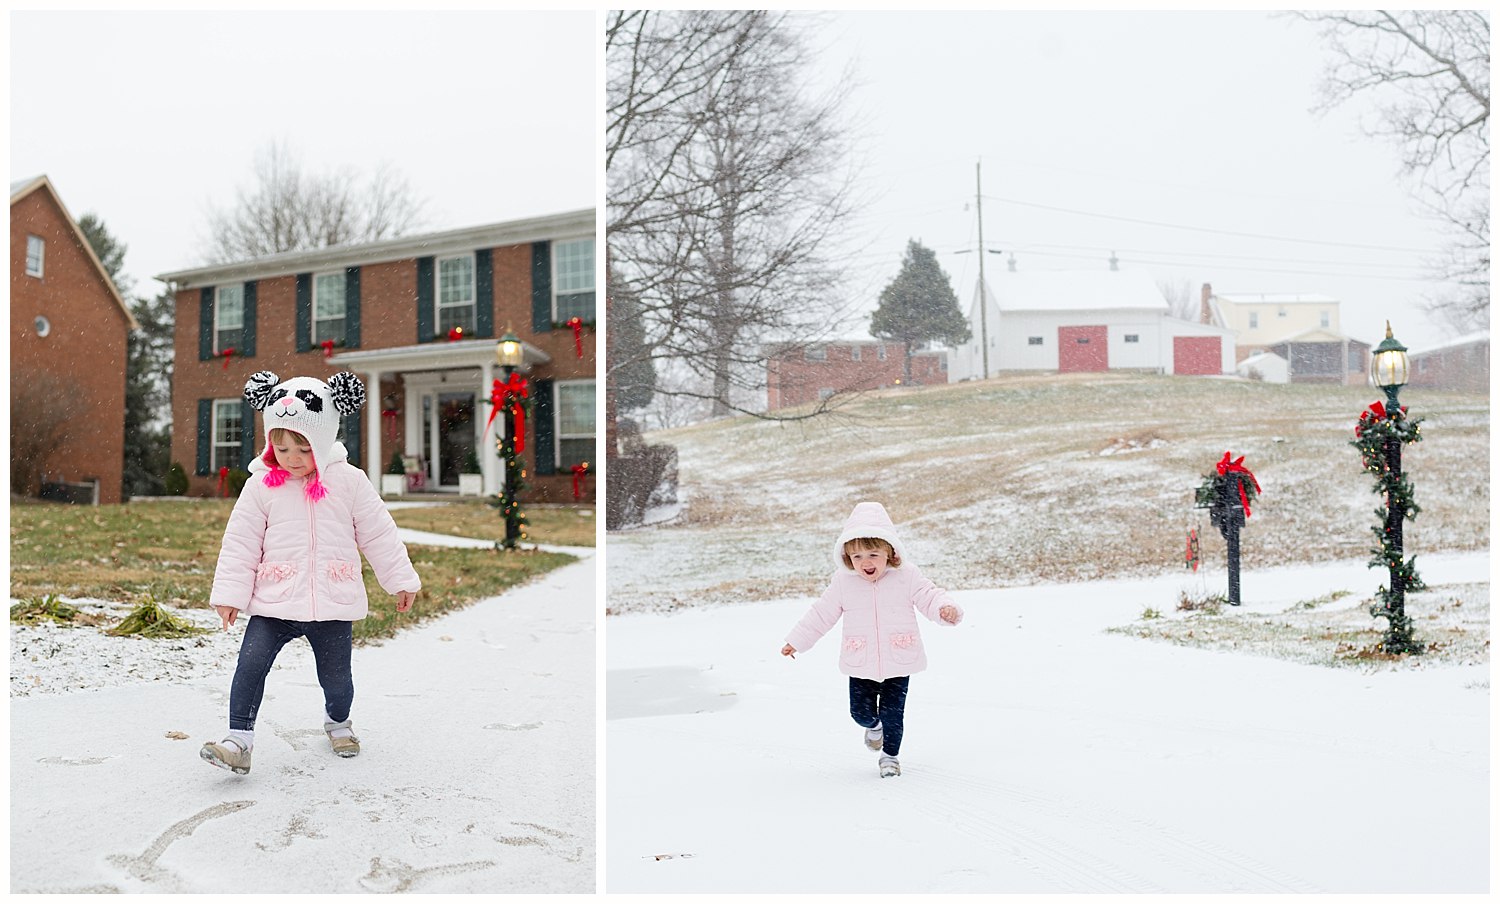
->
xmin=261 ymin=447 xmax=290 ymax=487
xmin=304 ymin=473 xmax=327 ymax=501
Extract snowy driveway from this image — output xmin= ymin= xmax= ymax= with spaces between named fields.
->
xmin=10 ymin=555 xmax=596 ymax=893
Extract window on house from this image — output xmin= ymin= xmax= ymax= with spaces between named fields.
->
xmin=212 ymin=399 xmax=243 ymax=473
xmin=850 ymin=345 xmax=861 ymax=361
xmin=1028 ymin=336 xmax=1043 ymax=346
xmin=805 ymin=346 xmax=826 ymax=361
xmin=1124 ymin=334 xmax=1140 ymax=343
xmin=437 ymin=255 xmax=476 ymax=334
xmin=555 ymin=380 xmax=596 ymax=469
xmin=1076 ymin=337 xmax=1090 ymax=344
xmin=553 ymin=237 xmax=595 ymax=322
xmin=1249 ymin=312 xmax=1259 ymax=329
xmin=877 ymin=346 xmax=887 ymax=360
xmin=1277 ymin=308 xmax=1287 ymax=318
xmin=313 ymin=271 xmax=347 ymax=345
xmin=25 ymin=235 xmax=45 ymax=277
xmin=215 ymin=285 xmax=244 ymax=353
xmin=1320 ymin=311 xmax=1330 ymax=328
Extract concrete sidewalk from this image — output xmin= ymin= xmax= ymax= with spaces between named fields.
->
xmin=9 ymin=556 xmax=596 ymax=893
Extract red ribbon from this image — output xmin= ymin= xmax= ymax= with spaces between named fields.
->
xmin=382 ymin=409 xmax=399 ymax=443
xmin=447 ymin=327 xmax=464 ymax=342
xmin=322 ymin=339 xmax=335 ymax=359
xmin=571 ymin=463 xmax=589 ymax=500
xmin=221 ymin=348 xmax=235 ymax=370
xmin=1215 ymin=452 xmax=1261 ymax=518
xmin=1355 ymin=400 xmax=1408 ymax=437
xmin=567 ymin=316 xmax=584 ymax=358
xmin=485 ymin=373 xmax=530 ymax=453
xmin=217 ymin=466 xmax=229 ymax=497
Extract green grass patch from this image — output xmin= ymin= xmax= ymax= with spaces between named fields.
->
xmin=391 ymin=501 xmax=595 ymax=548
xmin=10 ymin=498 xmax=579 ymax=641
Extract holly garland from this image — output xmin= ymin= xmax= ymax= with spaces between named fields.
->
xmin=1350 ymin=400 xmax=1426 ymax=649
xmin=482 ymin=377 xmax=536 ymax=550
xmin=1193 ymin=452 xmax=1260 ymax=520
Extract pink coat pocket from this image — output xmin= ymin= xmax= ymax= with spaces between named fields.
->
xmin=889 ymin=631 xmax=922 ymax=665
xmin=253 ymin=562 xmax=297 ymax=604
xmin=840 ymin=635 xmax=869 ymax=669
xmin=325 ymin=560 xmax=364 ymax=605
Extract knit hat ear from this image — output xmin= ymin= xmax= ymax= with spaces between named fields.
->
xmin=244 ymin=370 xmax=280 ymax=410
xmin=327 ymin=371 xmax=366 ymax=416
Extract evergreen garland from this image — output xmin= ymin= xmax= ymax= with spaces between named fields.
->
xmin=1350 ymin=402 xmax=1425 ymax=652
xmin=486 ymin=390 xmax=535 ymax=550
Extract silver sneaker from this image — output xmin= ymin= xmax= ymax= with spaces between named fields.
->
xmin=200 ymin=738 xmax=252 ymax=775
xmin=878 ymin=755 xmax=901 ymax=778
xmin=864 ymin=723 xmax=883 ymax=752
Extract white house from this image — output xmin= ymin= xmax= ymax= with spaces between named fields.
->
xmin=949 ymin=269 xmax=1236 ymax=379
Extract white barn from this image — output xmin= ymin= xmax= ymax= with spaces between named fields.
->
xmin=949 ymin=269 xmax=1236 ymax=380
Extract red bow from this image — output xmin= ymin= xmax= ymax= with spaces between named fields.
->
xmin=218 ymin=466 xmax=230 ymax=497
xmin=1355 ymin=400 xmax=1408 ymax=437
xmin=571 ymin=462 xmax=590 ymax=500
xmin=447 ymin=327 xmax=464 ymax=342
xmin=381 ymin=409 xmax=399 ymax=443
xmin=322 ymin=339 xmax=335 ymax=359
xmin=1215 ymin=452 xmax=1260 ymax=518
xmin=221 ymin=348 xmax=235 ymax=370
xmin=485 ymin=373 xmax=529 ymax=452
xmin=567 ymin=316 xmax=585 ymax=358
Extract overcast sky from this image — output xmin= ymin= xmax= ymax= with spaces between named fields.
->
xmin=11 ymin=9 xmax=595 ymax=297
xmin=809 ymin=10 xmax=1476 ymax=352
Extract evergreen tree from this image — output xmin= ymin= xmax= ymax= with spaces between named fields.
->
xmin=77 ymin=212 xmax=132 ymax=296
xmin=608 ymin=279 xmax=657 ymax=412
xmin=869 ymin=240 xmax=971 ymax=382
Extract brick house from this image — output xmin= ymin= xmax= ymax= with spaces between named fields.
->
xmin=157 ymin=210 xmax=596 ymax=501
xmin=1408 ymin=331 xmax=1488 ymax=393
xmin=766 ymin=340 xmax=947 ymax=410
xmin=10 ymin=175 xmax=138 ymax=504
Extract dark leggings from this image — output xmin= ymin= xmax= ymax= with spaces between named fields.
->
xmin=849 ymin=675 xmax=910 ymax=757
xmin=229 ymin=615 xmax=354 ymax=731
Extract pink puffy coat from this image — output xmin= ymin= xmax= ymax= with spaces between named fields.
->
xmin=210 ymin=442 xmax=421 ymax=621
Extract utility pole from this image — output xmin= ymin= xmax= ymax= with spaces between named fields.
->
xmin=975 ymin=159 xmax=990 ymax=380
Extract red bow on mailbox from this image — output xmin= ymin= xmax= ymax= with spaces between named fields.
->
xmin=1215 ymin=452 xmax=1260 ymax=519
xmin=485 ymin=373 xmax=529 ymax=453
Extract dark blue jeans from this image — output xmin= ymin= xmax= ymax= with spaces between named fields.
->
xmin=229 ymin=615 xmax=354 ymax=731
xmin=849 ymin=676 xmax=910 ymax=757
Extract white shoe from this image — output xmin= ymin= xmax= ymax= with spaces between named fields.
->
xmin=864 ymin=723 xmax=883 ymax=752
xmin=878 ymin=755 xmax=900 ymax=778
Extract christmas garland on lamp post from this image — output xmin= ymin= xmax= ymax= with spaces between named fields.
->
xmin=488 ymin=331 xmax=530 ymax=550
xmin=1353 ymin=322 xmax=1425 ymax=655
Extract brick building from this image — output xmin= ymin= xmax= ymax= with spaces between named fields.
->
xmin=157 ymin=210 xmax=595 ymax=501
xmin=1408 ymin=332 xmax=1488 ymax=394
xmin=766 ymin=340 xmax=947 ymax=410
xmin=10 ymin=175 xmax=138 ymax=504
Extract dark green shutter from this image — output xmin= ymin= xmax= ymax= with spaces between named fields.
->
xmin=196 ymin=399 xmax=213 ymax=475
xmin=476 ymin=249 xmax=494 ymax=338
xmin=343 ymin=408 xmax=362 ymax=470
xmin=531 ymin=242 xmax=552 ymax=332
xmin=532 ymin=378 xmax=555 ymax=475
xmin=199 ymin=288 xmax=213 ymax=360
xmin=345 ymin=266 xmax=361 ymax=348
xmin=241 ymin=281 xmax=257 ymax=358
xmin=295 ymin=274 xmax=312 ymax=353
xmin=239 ymin=399 xmax=256 ymax=469
xmin=416 ymin=256 xmax=435 ymax=342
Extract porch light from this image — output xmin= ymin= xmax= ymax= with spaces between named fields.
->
xmin=1370 ymin=320 xmax=1409 ymax=406
xmin=496 ymin=330 xmax=523 ymax=371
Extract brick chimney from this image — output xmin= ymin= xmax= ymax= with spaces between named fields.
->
xmin=1200 ymin=282 xmax=1213 ymax=324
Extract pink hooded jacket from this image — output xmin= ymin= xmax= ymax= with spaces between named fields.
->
xmin=210 ymin=441 xmax=421 ymax=622
xmin=784 ymin=502 xmax=962 ymax=681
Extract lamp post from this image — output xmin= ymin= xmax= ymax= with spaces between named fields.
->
xmin=494 ymin=330 xmax=526 ymax=549
xmin=1366 ymin=320 xmax=1422 ymax=653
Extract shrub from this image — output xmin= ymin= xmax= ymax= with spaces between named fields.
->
xmin=228 ymin=468 xmax=251 ymax=497
xmin=164 ymin=462 xmax=189 ymax=496
xmin=388 ymin=450 xmax=406 ymax=475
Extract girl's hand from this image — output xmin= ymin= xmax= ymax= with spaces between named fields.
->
xmin=939 ymin=605 xmax=960 ymax=625
xmin=395 ymin=591 xmax=416 ymax=613
xmin=781 ymin=644 xmax=797 ymax=658
xmin=215 ymin=606 xmax=239 ymax=631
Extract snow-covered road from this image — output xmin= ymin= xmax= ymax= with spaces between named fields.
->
xmin=605 ymin=552 xmax=1489 ymax=893
xmin=10 ymin=555 xmax=596 ymax=893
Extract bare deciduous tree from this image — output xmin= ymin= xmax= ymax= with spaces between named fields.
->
xmin=203 ymin=141 xmax=426 ymax=262
xmin=607 ymin=9 xmax=865 ymax=422
xmin=1157 ymin=278 xmax=1200 ymax=321
xmin=1291 ymin=10 xmax=1490 ymax=330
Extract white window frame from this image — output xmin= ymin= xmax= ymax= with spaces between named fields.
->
xmin=25 ymin=235 xmax=45 ymax=277
xmin=877 ymin=345 xmax=887 ymax=360
xmin=436 ymin=253 xmax=476 ymax=335
xmin=312 ymin=270 xmax=347 ymax=346
xmin=551 ymin=237 xmax=595 ymax=322
xmin=215 ymin=284 xmax=245 ymax=354
xmin=1124 ymin=334 xmax=1140 ymax=343
xmin=211 ymin=399 xmax=243 ymax=473
xmin=805 ymin=346 xmax=827 ymax=361
xmin=1248 ymin=312 xmax=1259 ymax=329
xmin=553 ymin=379 xmax=596 ymax=469
xmin=1320 ymin=311 xmax=1330 ymax=328
xmin=850 ymin=345 xmax=862 ymax=362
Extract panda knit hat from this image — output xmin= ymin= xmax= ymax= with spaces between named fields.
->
xmin=244 ymin=370 xmax=366 ymax=501
xmin=831 ymin=501 xmax=909 ymax=571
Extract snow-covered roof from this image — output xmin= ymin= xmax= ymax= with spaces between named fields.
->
xmin=1239 ymin=350 xmax=1288 ymax=365
xmin=1267 ymin=328 xmax=1366 ymax=346
xmin=1213 ymin=292 xmax=1339 ymax=305
xmin=980 ymin=269 xmax=1168 ymax=313
xmin=1410 ymin=331 xmax=1489 ymax=356
xmin=11 ymin=175 xmax=45 ymax=198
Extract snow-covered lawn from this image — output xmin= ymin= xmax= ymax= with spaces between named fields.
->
xmin=10 ymin=547 xmax=596 ymax=893
xmin=605 ymin=552 xmax=1489 ymax=893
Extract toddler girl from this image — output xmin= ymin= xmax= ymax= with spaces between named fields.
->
xmin=200 ymin=370 xmax=421 ymax=775
xmin=781 ymin=501 xmax=962 ymax=777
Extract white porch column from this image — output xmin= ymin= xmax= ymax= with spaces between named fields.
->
xmin=364 ymin=368 xmax=383 ymax=485
xmin=480 ymin=361 xmax=496 ymax=496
